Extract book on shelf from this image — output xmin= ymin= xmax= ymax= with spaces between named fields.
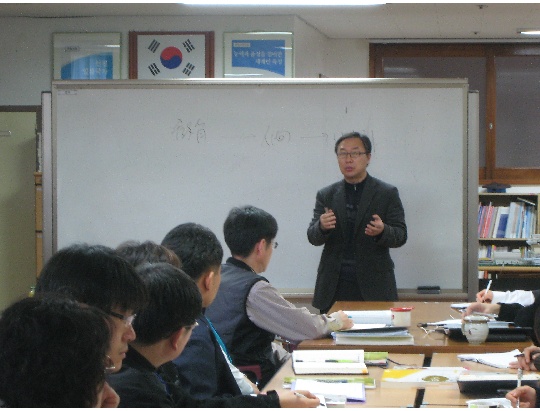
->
xmin=381 ymin=367 xmax=466 ymax=389
xmin=457 ymin=349 xmax=521 ymax=369
xmin=292 ymin=350 xmax=368 ymax=375
xmin=495 ymin=206 xmax=509 ymax=238
xmin=332 ymin=329 xmax=414 ymax=346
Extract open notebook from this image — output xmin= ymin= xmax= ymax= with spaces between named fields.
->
xmin=457 ymin=349 xmax=521 ymax=369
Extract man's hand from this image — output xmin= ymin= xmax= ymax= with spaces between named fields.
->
xmin=365 ymin=214 xmax=384 ymax=237
xmin=320 ymin=208 xmax=336 ymax=231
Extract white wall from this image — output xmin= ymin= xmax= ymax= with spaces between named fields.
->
xmin=0 ymin=15 xmax=370 ymax=106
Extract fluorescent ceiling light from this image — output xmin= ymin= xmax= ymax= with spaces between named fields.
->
xmin=518 ymin=29 xmax=540 ymax=35
xmin=181 ymin=0 xmax=385 ymax=5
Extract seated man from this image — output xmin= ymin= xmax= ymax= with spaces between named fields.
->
xmin=205 ymin=205 xmax=354 ymax=387
xmin=107 ymin=262 xmax=319 ymax=407
xmin=0 ymin=295 xmax=117 ymax=407
xmin=35 ymin=243 xmax=148 ymax=372
xmin=162 ymin=222 xmax=258 ymax=398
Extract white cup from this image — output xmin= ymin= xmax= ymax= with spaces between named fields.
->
xmin=390 ymin=307 xmax=413 ymax=327
xmin=462 ymin=315 xmax=489 ymax=345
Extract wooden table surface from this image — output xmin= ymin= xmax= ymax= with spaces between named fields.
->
xmin=263 ymin=353 xmax=425 ymax=408
xmin=297 ymin=301 xmax=533 ymax=356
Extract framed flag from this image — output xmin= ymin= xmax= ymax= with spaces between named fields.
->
xmin=224 ymin=32 xmax=293 ymax=78
xmin=129 ymin=31 xmax=214 ymax=79
xmin=53 ymin=33 xmax=121 ymax=80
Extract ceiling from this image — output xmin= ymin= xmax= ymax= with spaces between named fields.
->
xmin=1 ymin=3 xmax=540 ymax=40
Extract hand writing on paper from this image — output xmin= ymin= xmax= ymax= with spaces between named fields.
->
xmin=320 ymin=208 xmax=336 ymax=231
xmin=476 ymin=288 xmax=494 ymax=303
xmin=365 ymin=214 xmax=384 ymax=237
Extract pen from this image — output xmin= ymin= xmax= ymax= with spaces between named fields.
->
xmin=517 ymin=368 xmax=523 ymax=408
xmin=294 ymin=392 xmax=308 ymax=399
xmin=515 ymin=353 xmax=525 ymax=358
xmin=483 ymin=279 xmax=492 ymax=303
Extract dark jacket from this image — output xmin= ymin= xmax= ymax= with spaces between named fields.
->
xmin=307 ymin=175 xmax=407 ymax=310
xmin=172 ymin=313 xmax=242 ymax=399
xmin=205 ymin=258 xmax=277 ymax=387
xmin=107 ymin=347 xmax=279 ymax=408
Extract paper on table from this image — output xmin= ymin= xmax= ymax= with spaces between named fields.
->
xmin=457 ymin=349 xmax=522 ymax=369
xmin=344 ymin=310 xmax=392 ymax=325
xmin=292 ymin=379 xmax=366 ymax=402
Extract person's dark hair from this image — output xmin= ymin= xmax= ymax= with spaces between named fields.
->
xmin=132 ymin=263 xmax=202 ymax=345
xmin=0 ymin=295 xmax=111 ymax=407
xmin=116 ymin=240 xmax=181 ymax=268
xmin=223 ymin=205 xmax=278 ymax=258
xmin=334 ymin=131 xmax=372 ymax=154
xmin=35 ymin=243 xmax=147 ymax=313
xmin=161 ymin=223 xmax=223 ymax=280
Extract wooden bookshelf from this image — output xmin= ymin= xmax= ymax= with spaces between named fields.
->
xmin=478 ymin=193 xmax=540 ymax=290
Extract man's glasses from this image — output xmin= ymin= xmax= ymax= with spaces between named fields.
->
xmin=105 ymin=356 xmax=116 ymax=374
xmin=337 ymin=151 xmax=366 ymax=159
xmin=271 ymin=241 xmax=279 ymax=249
xmin=108 ymin=311 xmax=137 ymax=327
xmin=184 ymin=320 xmax=199 ymax=332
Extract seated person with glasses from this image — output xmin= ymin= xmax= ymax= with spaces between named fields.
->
xmin=35 ymin=243 xmax=148 ymax=372
xmin=0 ymin=295 xmax=118 ymax=407
xmin=107 ymin=262 xmax=320 ymax=407
xmin=206 ymin=205 xmax=353 ymax=387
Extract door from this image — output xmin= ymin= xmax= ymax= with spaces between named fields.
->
xmin=0 ymin=108 xmax=38 ymax=310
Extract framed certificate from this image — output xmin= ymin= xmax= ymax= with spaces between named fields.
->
xmin=53 ymin=32 xmax=121 ymax=80
xmin=224 ymin=32 xmax=293 ymax=78
xmin=129 ymin=31 xmax=214 ymax=79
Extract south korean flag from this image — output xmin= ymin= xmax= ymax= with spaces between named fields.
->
xmin=136 ymin=34 xmax=207 ymax=79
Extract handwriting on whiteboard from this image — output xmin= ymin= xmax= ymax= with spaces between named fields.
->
xmin=172 ymin=117 xmax=361 ymax=146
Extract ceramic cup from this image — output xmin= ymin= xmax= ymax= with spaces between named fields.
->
xmin=462 ymin=315 xmax=489 ymax=345
xmin=390 ymin=307 xmax=413 ymax=327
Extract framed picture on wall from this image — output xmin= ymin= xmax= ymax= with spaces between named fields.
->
xmin=129 ymin=31 xmax=214 ymax=79
xmin=223 ymin=32 xmax=293 ymax=78
xmin=53 ymin=33 xmax=121 ymax=80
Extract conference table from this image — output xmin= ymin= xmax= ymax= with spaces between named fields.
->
xmin=264 ymin=354 xmax=425 ymax=408
xmin=298 ymin=301 xmax=534 ymax=355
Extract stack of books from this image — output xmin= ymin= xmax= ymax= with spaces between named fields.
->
xmin=332 ymin=327 xmax=414 ymax=346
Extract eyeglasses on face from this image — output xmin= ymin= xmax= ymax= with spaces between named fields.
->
xmin=271 ymin=241 xmax=278 ymax=249
xmin=184 ymin=320 xmax=199 ymax=331
xmin=337 ymin=151 xmax=367 ymax=160
xmin=105 ymin=356 xmax=116 ymax=374
xmin=108 ymin=311 xmax=137 ymax=327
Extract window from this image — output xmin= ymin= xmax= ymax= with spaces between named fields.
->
xmin=370 ymin=43 xmax=540 ymax=184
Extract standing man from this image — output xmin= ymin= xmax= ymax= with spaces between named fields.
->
xmin=307 ymin=132 xmax=407 ymax=313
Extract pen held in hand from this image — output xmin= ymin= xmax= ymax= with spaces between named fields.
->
xmin=294 ymin=392 xmax=308 ymax=399
xmin=517 ymin=368 xmax=523 ymax=408
xmin=482 ymin=279 xmax=492 ymax=303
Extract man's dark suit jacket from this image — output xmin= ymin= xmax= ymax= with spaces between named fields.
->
xmin=307 ymin=174 xmax=407 ymax=310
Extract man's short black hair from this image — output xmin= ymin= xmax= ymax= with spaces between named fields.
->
xmin=161 ymin=222 xmax=223 ymax=281
xmin=0 ymin=295 xmax=111 ymax=407
xmin=223 ymin=205 xmax=278 ymax=258
xmin=35 ymin=243 xmax=148 ymax=313
xmin=116 ymin=240 xmax=181 ymax=269
xmin=334 ymin=131 xmax=372 ymax=154
xmin=132 ymin=263 xmax=202 ymax=345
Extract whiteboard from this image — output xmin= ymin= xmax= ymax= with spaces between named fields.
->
xmin=50 ymin=79 xmax=472 ymax=294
